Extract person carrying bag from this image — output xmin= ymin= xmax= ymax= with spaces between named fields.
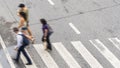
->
xmin=40 ymin=18 xmax=53 ymax=51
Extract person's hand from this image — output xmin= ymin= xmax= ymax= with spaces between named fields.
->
xmin=42 ymin=36 xmax=46 ymax=42
xmin=14 ymin=47 xmax=18 ymax=51
xmin=44 ymin=37 xmax=46 ymax=39
xmin=44 ymin=37 xmax=47 ymax=40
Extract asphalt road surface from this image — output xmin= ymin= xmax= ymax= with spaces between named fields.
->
xmin=0 ymin=0 xmax=120 ymax=68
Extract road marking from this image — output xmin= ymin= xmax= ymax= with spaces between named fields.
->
xmin=69 ymin=23 xmax=80 ymax=34
xmin=21 ymin=49 xmax=37 ymax=68
xmin=0 ymin=35 xmax=16 ymax=68
xmin=48 ymin=0 xmax=55 ymax=5
xmin=0 ymin=62 xmax=3 ymax=68
xmin=109 ymin=38 xmax=120 ymax=51
xmin=33 ymin=44 xmax=59 ymax=68
xmin=53 ymin=42 xmax=81 ymax=68
xmin=71 ymin=41 xmax=103 ymax=68
xmin=90 ymin=39 xmax=120 ymax=68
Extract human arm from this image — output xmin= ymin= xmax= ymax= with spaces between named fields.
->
xmin=14 ymin=35 xmax=23 ymax=50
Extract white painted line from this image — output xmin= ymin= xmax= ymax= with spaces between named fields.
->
xmin=71 ymin=41 xmax=103 ymax=68
xmin=69 ymin=23 xmax=80 ymax=34
xmin=109 ymin=38 xmax=120 ymax=51
xmin=33 ymin=44 xmax=59 ymax=68
xmin=48 ymin=0 xmax=55 ymax=5
xmin=90 ymin=39 xmax=120 ymax=68
xmin=21 ymin=49 xmax=37 ymax=68
xmin=0 ymin=62 xmax=3 ymax=68
xmin=53 ymin=42 xmax=81 ymax=68
xmin=0 ymin=35 xmax=16 ymax=68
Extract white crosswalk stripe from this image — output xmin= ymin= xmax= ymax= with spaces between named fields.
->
xmin=2 ymin=38 xmax=120 ymax=68
xmin=71 ymin=41 xmax=103 ymax=68
xmin=90 ymin=39 xmax=120 ymax=68
xmin=109 ymin=38 xmax=120 ymax=51
xmin=33 ymin=44 xmax=59 ymax=68
xmin=52 ymin=42 xmax=81 ymax=68
xmin=48 ymin=0 xmax=55 ymax=5
xmin=21 ymin=49 xmax=37 ymax=68
xmin=0 ymin=35 xmax=16 ymax=68
xmin=69 ymin=23 xmax=80 ymax=34
xmin=0 ymin=62 xmax=3 ymax=68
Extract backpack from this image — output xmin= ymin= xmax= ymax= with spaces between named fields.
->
xmin=19 ymin=34 xmax=30 ymax=46
xmin=47 ymin=24 xmax=54 ymax=34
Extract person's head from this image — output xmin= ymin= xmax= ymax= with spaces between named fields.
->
xmin=18 ymin=3 xmax=25 ymax=8
xmin=19 ymin=12 xmax=27 ymax=21
xmin=13 ymin=27 xmax=19 ymax=33
xmin=40 ymin=18 xmax=47 ymax=25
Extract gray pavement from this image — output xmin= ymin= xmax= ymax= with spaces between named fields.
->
xmin=0 ymin=0 xmax=120 ymax=68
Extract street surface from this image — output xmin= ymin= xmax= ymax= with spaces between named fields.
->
xmin=0 ymin=0 xmax=120 ymax=68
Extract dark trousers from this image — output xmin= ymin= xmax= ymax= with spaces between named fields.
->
xmin=42 ymin=34 xmax=52 ymax=50
xmin=16 ymin=45 xmax=32 ymax=64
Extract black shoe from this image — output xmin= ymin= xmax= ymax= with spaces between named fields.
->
xmin=26 ymin=63 xmax=32 ymax=65
xmin=12 ymin=58 xmax=19 ymax=63
xmin=48 ymin=47 xmax=52 ymax=50
xmin=46 ymin=48 xmax=52 ymax=51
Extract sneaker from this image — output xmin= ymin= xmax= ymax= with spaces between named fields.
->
xmin=12 ymin=58 xmax=19 ymax=63
xmin=26 ymin=63 xmax=32 ymax=65
xmin=45 ymin=48 xmax=52 ymax=52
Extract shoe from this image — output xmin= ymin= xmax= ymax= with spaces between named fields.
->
xmin=48 ymin=47 xmax=52 ymax=50
xmin=26 ymin=63 xmax=32 ymax=65
xmin=12 ymin=58 xmax=19 ymax=63
xmin=46 ymin=48 xmax=52 ymax=52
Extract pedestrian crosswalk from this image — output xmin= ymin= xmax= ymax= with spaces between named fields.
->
xmin=0 ymin=35 xmax=16 ymax=68
xmin=33 ymin=44 xmax=59 ymax=68
xmin=71 ymin=41 xmax=103 ymax=68
xmin=109 ymin=38 xmax=120 ymax=51
xmin=1 ymin=37 xmax=120 ymax=68
xmin=90 ymin=39 xmax=120 ymax=68
xmin=53 ymin=42 xmax=81 ymax=68
xmin=21 ymin=49 xmax=37 ymax=68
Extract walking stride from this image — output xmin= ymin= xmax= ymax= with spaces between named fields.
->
xmin=17 ymin=3 xmax=34 ymax=41
xmin=12 ymin=27 xmax=32 ymax=65
xmin=40 ymin=18 xmax=53 ymax=51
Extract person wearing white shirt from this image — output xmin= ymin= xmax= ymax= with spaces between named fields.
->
xmin=13 ymin=27 xmax=32 ymax=65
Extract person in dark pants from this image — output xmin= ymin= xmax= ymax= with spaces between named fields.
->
xmin=42 ymin=33 xmax=52 ymax=50
xmin=40 ymin=19 xmax=52 ymax=50
xmin=13 ymin=27 xmax=32 ymax=65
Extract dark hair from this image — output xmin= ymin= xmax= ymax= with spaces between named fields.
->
xmin=19 ymin=12 xmax=27 ymax=21
xmin=18 ymin=3 xmax=25 ymax=8
xmin=13 ymin=27 xmax=19 ymax=32
xmin=40 ymin=18 xmax=47 ymax=25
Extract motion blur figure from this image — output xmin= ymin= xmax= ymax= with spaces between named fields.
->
xmin=13 ymin=27 xmax=32 ymax=65
xmin=40 ymin=19 xmax=52 ymax=51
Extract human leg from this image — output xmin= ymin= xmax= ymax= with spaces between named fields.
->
xmin=21 ymin=46 xmax=32 ymax=64
xmin=46 ymin=35 xmax=52 ymax=50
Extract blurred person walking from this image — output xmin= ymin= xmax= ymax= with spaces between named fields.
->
xmin=17 ymin=12 xmax=34 ymax=43
xmin=12 ymin=27 xmax=32 ymax=65
xmin=17 ymin=3 xmax=29 ymax=23
xmin=17 ymin=3 xmax=33 ymax=37
xmin=40 ymin=18 xmax=53 ymax=51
